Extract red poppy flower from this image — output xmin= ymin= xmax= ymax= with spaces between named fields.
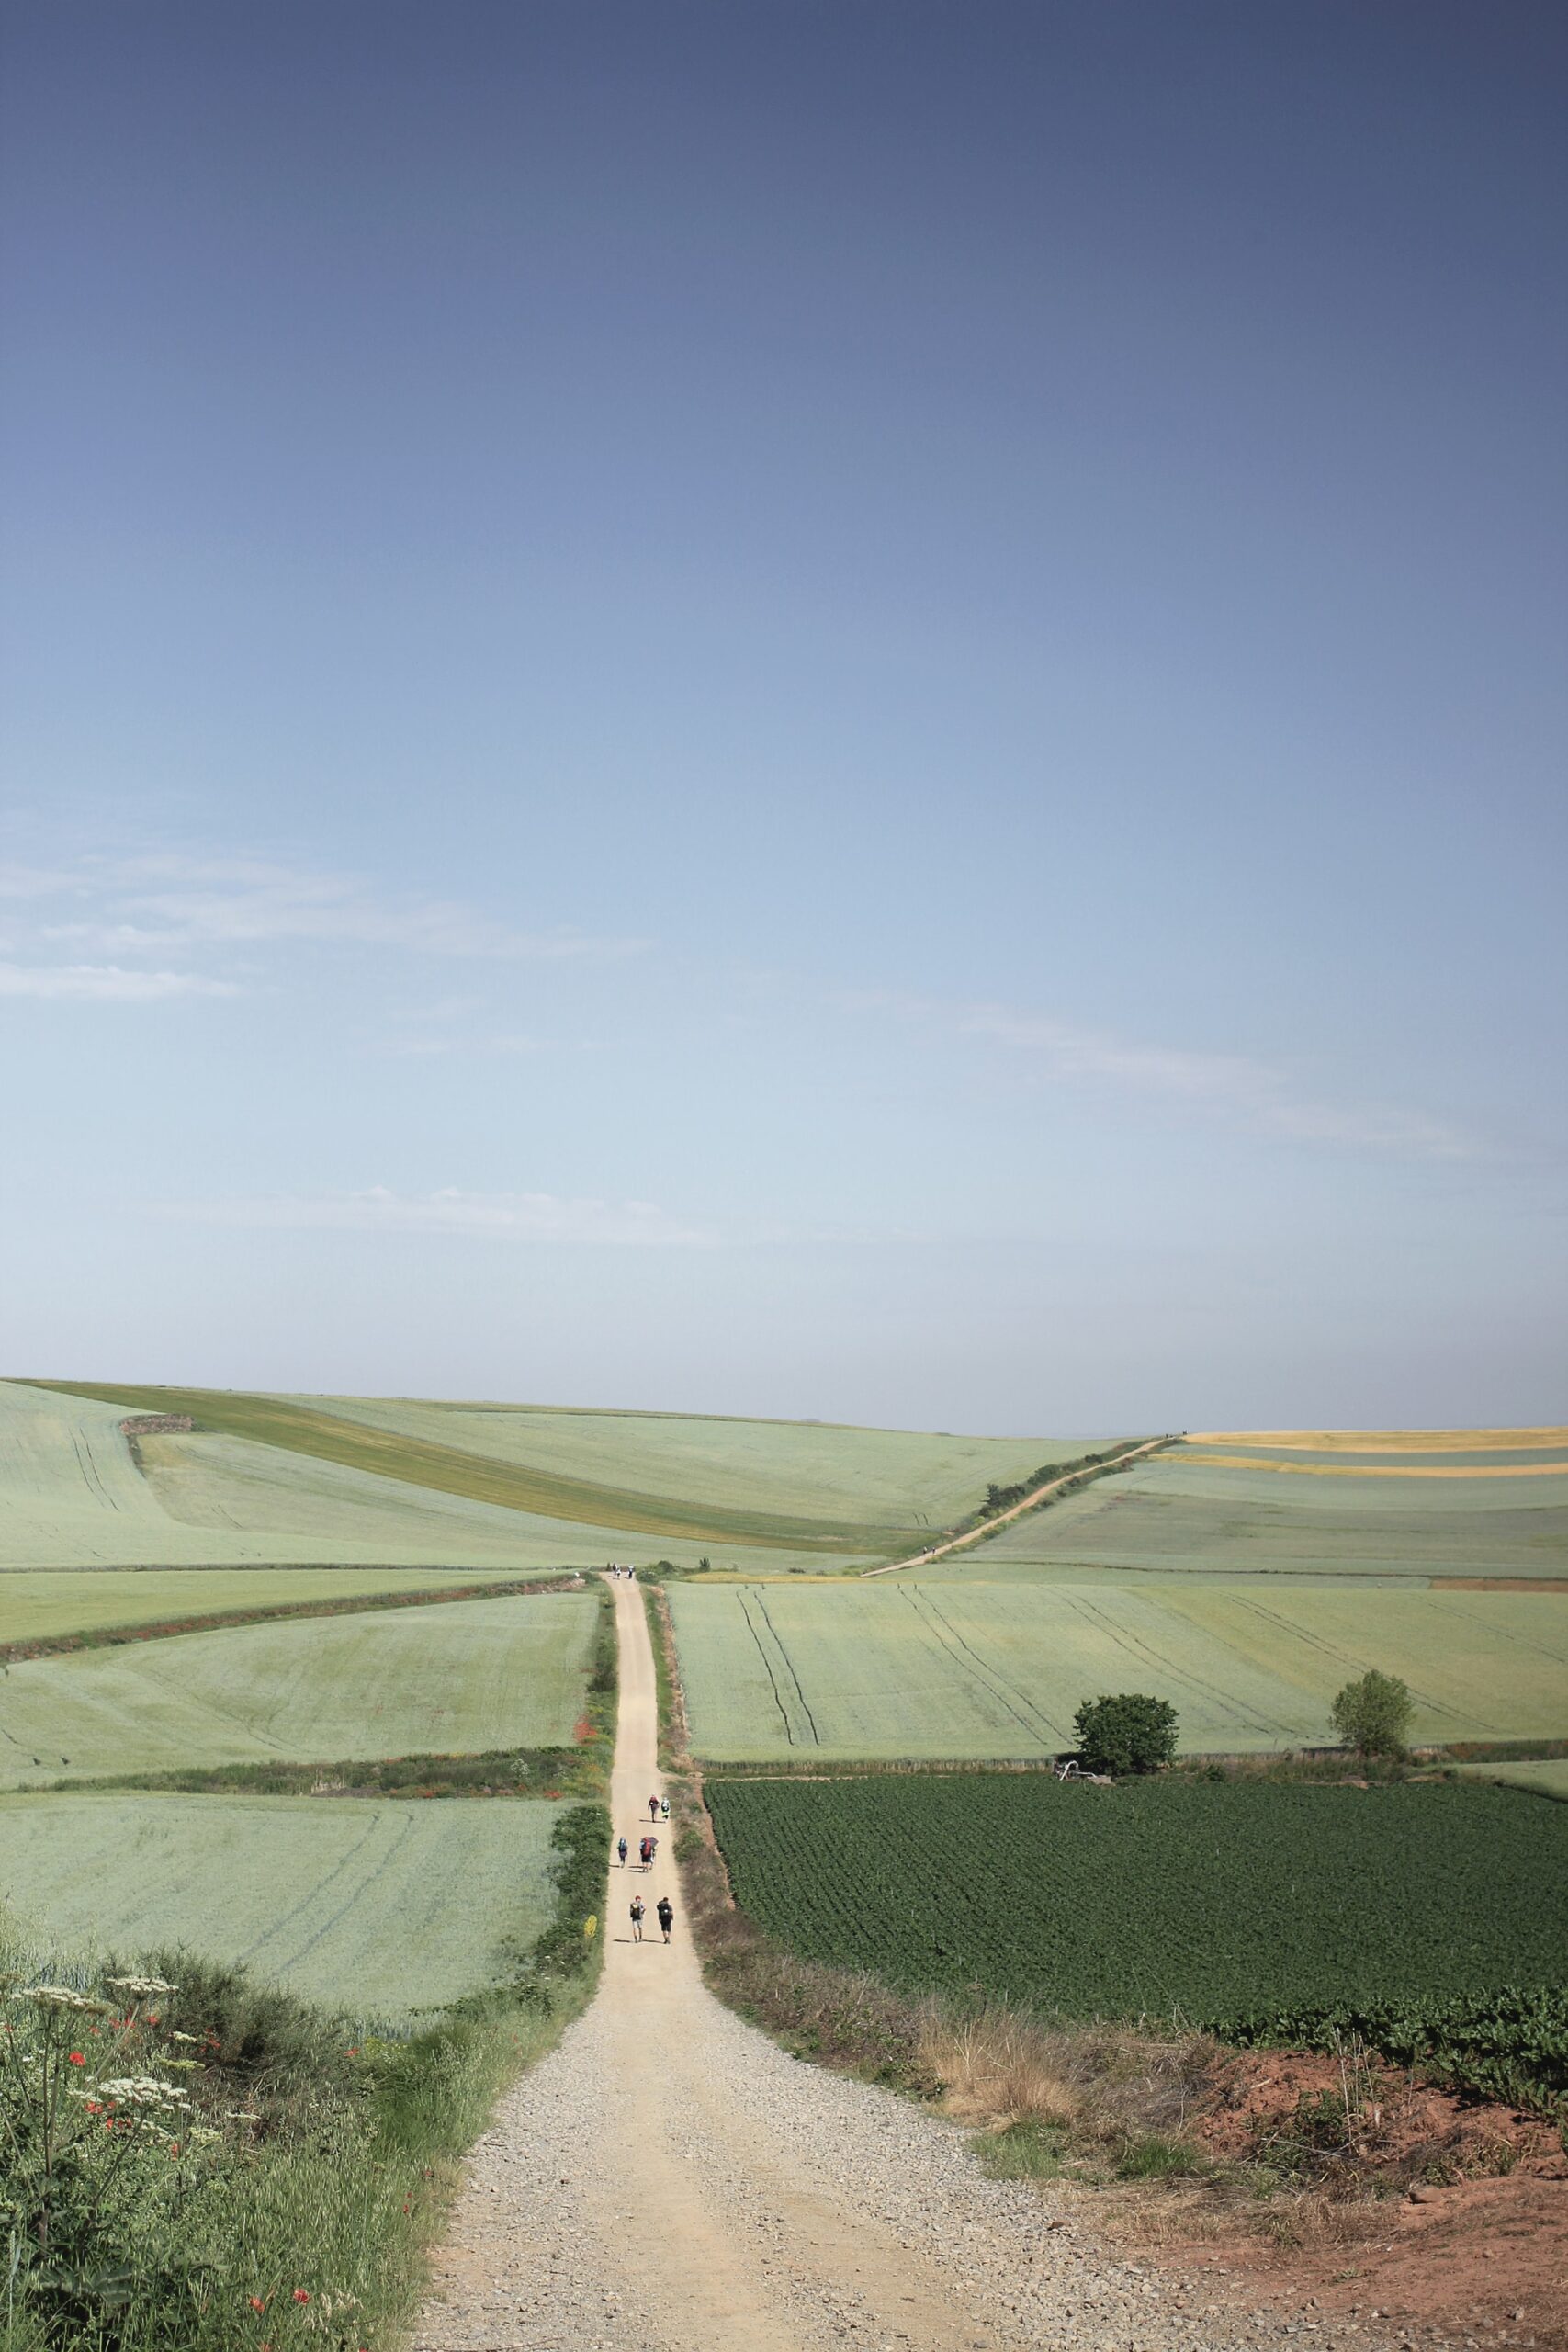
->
xmin=67 ymin=2052 xmax=85 ymax=2065
xmin=292 ymin=2289 xmax=310 ymax=2303
xmin=249 ymin=2296 xmax=268 ymax=2313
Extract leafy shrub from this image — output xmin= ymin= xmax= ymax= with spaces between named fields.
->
xmin=1073 ymin=1692 xmax=1179 ymax=1774
xmin=1223 ymin=1986 xmax=1568 ymax=2112
xmin=1331 ymin=1669 xmax=1414 ymax=1760
xmin=0 ymin=1971 xmax=238 ymax=2347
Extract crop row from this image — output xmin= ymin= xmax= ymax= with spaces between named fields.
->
xmin=705 ymin=1773 xmax=1568 ymax=2098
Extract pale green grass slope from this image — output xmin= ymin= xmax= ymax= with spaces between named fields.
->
xmin=0 ymin=1791 xmax=564 ymax=2016
xmin=0 ymin=1593 xmax=598 ymax=1785
xmin=299 ymin=1393 xmax=1106 ymax=1541
xmin=960 ymin=1451 xmax=1568 ymax=1578
xmin=0 ymin=1380 xmax=857 ymax=1572
xmin=670 ymin=1579 xmax=1568 ymax=1759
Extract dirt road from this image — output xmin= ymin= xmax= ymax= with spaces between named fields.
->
xmin=862 ymin=1439 xmax=1170 ymax=1577
xmin=412 ymin=1577 xmax=1354 ymax=2352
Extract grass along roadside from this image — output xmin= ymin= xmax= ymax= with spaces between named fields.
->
xmin=0 ymin=1589 xmax=616 ymax=2348
xmin=0 ymin=1797 xmax=610 ymax=2352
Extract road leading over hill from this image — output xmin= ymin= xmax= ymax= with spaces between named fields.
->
xmin=412 ymin=1577 xmax=1351 ymax=2352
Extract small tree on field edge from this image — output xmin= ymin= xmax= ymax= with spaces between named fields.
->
xmin=1330 ymin=1668 xmax=1413 ymax=1759
xmin=1073 ymin=1692 xmax=1179 ymax=1775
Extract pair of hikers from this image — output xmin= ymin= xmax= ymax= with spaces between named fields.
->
xmin=648 ymin=1792 xmax=669 ymax=1822
xmin=629 ymin=1893 xmax=674 ymax=1943
xmin=615 ymin=1831 xmax=660 ymax=1870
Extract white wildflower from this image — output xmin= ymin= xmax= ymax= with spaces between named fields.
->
xmin=105 ymin=1975 xmax=176 ymax=1996
xmin=97 ymin=2075 xmax=192 ymax=2109
xmin=11 ymin=1984 xmax=109 ymax=2012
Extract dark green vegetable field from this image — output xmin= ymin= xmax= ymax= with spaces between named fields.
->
xmin=707 ymin=1773 xmax=1568 ymax=2054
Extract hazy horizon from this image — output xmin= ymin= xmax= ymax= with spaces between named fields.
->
xmin=3 ymin=3 xmax=1563 ymax=1432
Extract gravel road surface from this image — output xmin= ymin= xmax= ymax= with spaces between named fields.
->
xmin=413 ymin=1577 xmax=1409 ymax=2352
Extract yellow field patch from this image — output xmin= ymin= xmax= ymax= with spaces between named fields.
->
xmin=1186 ymin=1428 xmax=1568 ymax=1453
xmin=1173 ymin=1453 xmax=1567 ymax=1479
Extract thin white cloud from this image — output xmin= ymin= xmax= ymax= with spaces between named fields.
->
xmin=2 ymin=845 xmax=649 ymax=976
xmin=0 ymin=862 xmax=82 ymax=900
xmin=853 ymin=989 xmax=1475 ymax=1162
xmin=0 ymin=961 xmax=239 ymax=1002
xmin=85 ymin=854 xmax=644 ymax=961
xmin=164 ymin=1184 xmax=716 ymax=1247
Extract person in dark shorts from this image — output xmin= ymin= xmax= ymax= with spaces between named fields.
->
xmin=629 ymin=1895 xmax=646 ymax=1942
xmin=656 ymin=1895 xmax=674 ymax=1943
xmin=616 ymin=1836 xmax=628 ymax=1868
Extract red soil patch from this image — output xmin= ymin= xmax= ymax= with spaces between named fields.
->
xmin=1178 ymin=2050 xmax=1568 ymax=2348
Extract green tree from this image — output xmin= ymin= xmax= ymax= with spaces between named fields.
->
xmin=1073 ymin=1692 xmax=1179 ymax=1775
xmin=1330 ymin=1668 xmax=1414 ymax=1759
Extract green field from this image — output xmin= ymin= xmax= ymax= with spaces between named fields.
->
xmin=0 ymin=1379 xmax=683 ymax=1571
xmin=0 ymin=1592 xmax=599 ymax=1785
xmin=0 ymin=1790 xmax=567 ymax=2017
xmin=304 ymin=1393 xmax=1110 ymax=1547
xmin=706 ymin=1773 xmax=1568 ymax=2021
xmin=33 ymin=1378 xmax=1110 ymax=1558
xmin=1458 ymin=1758 xmax=1568 ymax=1802
xmin=670 ymin=1578 xmax=1568 ymax=1758
xmin=957 ymin=1445 xmax=1568 ymax=1580
xmin=0 ymin=1565 xmax=552 ymax=1646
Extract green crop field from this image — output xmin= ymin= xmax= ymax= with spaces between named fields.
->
xmin=705 ymin=1773 xmax=1568 ymax=2023
xmin=303 ymin=1394 xmax=1112 ymax=1546
xmin=957 ymin=1444 xmax=1568 ymax=1581
xmin=0 ymin=1790 xmax=567 ymax=2017
xmin=0 ymin=1566 xmax=549 ymax=1647
xmin=33 ymin=1378 xmax=1113 ymax=1560
xmin=0 ymin=1379 xmax=669 ymax=1571
xmin=670 ymin=1579 xmax=1568 ymax=1758
xmin=0 ymin=1592 xmax=599 ymax=1785
xmin=1457 ymin=1758 xmax=1568 ymax=1802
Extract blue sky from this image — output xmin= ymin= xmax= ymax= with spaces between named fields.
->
xmin=1 ymin=2 xmax=1563 ymax=1431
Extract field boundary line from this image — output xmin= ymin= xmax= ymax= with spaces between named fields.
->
xmin=862 ymin=1435 xmax=1173 ymax=1576
xmin=0 ymin=1572 xmax=587 ymax=1667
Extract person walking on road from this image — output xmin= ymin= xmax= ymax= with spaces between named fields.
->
xmin=656 ymin=1894 xmax=674 ymax=1944
xmin=616 ymin=1836 xmax=628 ymax=1868
xmin=660 ymin=1795 xmax=671 ymax=1822
xmin=629 ymin=1895 xmax=645 ymax=1942
xmin=648 ymin=1793 xmax=660 ymax=1821
xmin=638 ymin=1835 xmax=651 ymax=1868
